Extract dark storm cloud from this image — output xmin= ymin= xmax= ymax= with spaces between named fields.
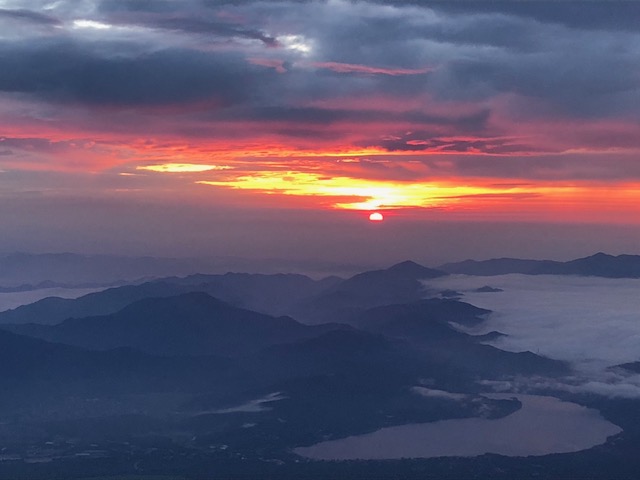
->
xmin=149 ymin=17 xmax=278 ymax=46
xmin=422 ymin=1 xmax=640 ymax=33
xmin=374 ymin=131 xmax=531 ymax=155
xmin=405 ymin=109 xmax=490 ymax=132
xmin=97 ymin=0 xmax=279 ymax=45
xmin=97 ymin=0 xmax=183 ymax=14
xmin=0 ymin=137 xmax=96 ymax=154
xmin=0 ymin=41 xmax=263 ymax=107
xmin=0 ymin=137 xmax=61 ymax=152
xmin=0 ymin=8 xmax=61 ymax=26
xmin=97 ymin=2 xmax=278 ymax=46
xmin=318 ymin=6 xmax=541 ymax=56
xmin=229 ymin=106 xmax=364 ymax=124
xmin=2 ymin=0 xmax=639 ymax=152
xmin=407 ymin=16 xmax=633 ymax=119
xmin=441 ymin=51 xmax=639 ymax=118
xmin=214 ymin=105 xmax=489 ymax=130
xmin=5 ymin=0 xmax=638 ymax=121
xmin=227 ymin=1 xmax=640 ymax=122
xmin=99 ymin=0 xmax=299 ymax=14
xmin=417 ymin=154 xmax=640 ymax=182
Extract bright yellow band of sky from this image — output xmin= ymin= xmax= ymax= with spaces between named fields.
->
xmin=195 ymin=171 xmax=577 ymax=210
xmin=132 ymin=161 xmax=640 ymax=223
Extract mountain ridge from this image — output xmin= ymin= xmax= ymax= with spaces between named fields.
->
xmin=439 ymin=252 xmax=640 ymax=278
xmin=1 ymin=292 xmax=346 ymax=357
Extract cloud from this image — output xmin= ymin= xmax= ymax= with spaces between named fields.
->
xmin=309 ymin=61 xmax=432 ymax=76
xmin=0 ymin=0 xmax=639 ymax=220
xmin=481 ymin=371 xmax=640 ymax=400
xmin=126 ymin=16 xmax=278 ymax=46
xmin=412 ymin=386 xmax=467 ymax=401
xmin=424 ymin=1 xmax=640 ymax=33
xmin=3 ymin=1 xmax=639 ymax=131
xmin=374 ymin=131 xmax=531 ymax=155
xmin=416 ymin=153 xmax=640 ymax=182
xmin=249 ymin=57 xmax=287 ymax=73
xmin=1 ymin=136 xmax=118 ymax=156
xmin=0 ymin=40 xmax=263 ymax=107
xmin=215 ymin=105 xmax=490 ymax=131
xmin=0 ymin=8 xmax=61 ymax=26
xmin=429 ymin=274 xmax=640 ymax=398
xmin=97 ymin=0 xmax=183 ymax=14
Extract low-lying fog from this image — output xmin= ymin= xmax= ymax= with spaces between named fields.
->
xmin=428 ymin=274 xmax=640 ymax=397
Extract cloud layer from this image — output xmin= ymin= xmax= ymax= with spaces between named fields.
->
xmin=1 ymin=0 xmax=640 ymax=255
xmin=2 ymin=1 xmax=639 ymax=154
xmin=429 ymin=274 xmax=640 ymax=398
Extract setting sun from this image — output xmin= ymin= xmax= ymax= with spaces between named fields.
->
xmin=369 ymin=212 xmax=384 ymax=222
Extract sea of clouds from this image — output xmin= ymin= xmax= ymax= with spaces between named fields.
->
xmin=427 ymin=274 xmax=640 ymax=398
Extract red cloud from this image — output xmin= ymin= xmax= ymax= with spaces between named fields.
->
xmin=309 ymin=61 xmax=433 ymax=76
xmin=248 ymin=57 xmax=287 ymax=73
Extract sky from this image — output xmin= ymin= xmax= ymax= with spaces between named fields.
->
xmin=1 ymin=0 xmax=640 ymax=266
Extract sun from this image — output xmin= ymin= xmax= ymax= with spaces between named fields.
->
xmin=369 ymin=212 xmax=384 ymax=222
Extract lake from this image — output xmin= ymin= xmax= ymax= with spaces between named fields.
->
xmin=295 ymin=394 xmax=621 ymax=460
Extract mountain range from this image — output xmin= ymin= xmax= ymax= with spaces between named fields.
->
xmin=3 ymin=292 xmax=344 ymax=357
xmin=440 ymin=252 xmax=640 ymax=278
xmin=0 ymin=260 xmax=439 ymax=326
xmin=0 ymin=252 xmax=368 ymax=288
xmin=0 ymin=262 xmax=567 ymax=415
xmin=0 ymin=254 xmax=633 ymax=479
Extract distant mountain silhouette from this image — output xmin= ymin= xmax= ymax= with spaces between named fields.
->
xmin=0 ymin=260 xmax=448 ymax=327
xmin=0 ymin=272 xmax=338 ymax=325
xmin=3 ymin=292 xmax=345 ymax=357
xmin=0 ymin=282 xmax=196 ymax=325
xmin=0 ymin=280 xmax=124 ymax=293
xmin=475 ymin=285 xmax=504 ymax=293
xmin=0 ymin=252 xmax=213 ymax=286
xmin=291 ymin=260 xmax=447 ymax=324
xmin=354 ymin=299 xmax=490 ymax=338
xmin=151 ymin=272 xmax=341 ymax=315
xmin=559 ymin=252 xmax=640 ymax=277
xmin=0 ymin=251 xmax=373 ymax=290
xmin=439 ymin=252 xmax=640 ymax=278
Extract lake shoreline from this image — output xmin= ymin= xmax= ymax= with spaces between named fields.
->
xmin=295 ymin=394 xmax=622 ymax=460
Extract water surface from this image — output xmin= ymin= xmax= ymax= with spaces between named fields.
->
xmin=295 ymin=395 xmax=621 ymax=460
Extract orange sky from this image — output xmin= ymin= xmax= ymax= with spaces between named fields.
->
xmin=1 ymin=0 xmax=640 ymax=261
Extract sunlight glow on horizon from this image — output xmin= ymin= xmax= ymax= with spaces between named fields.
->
xmin=137 ymin=163 xmax=233 ymax=173
xmin=195 ymin=170 xmax=590 ymax=212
